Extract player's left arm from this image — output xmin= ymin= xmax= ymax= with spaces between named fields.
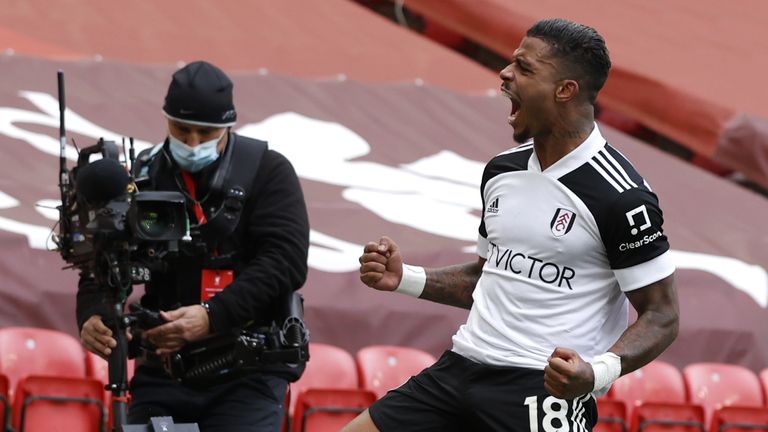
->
xmin=604 ymin=185 xmax=680 ymax=374
xmin=611 ymin=273 xmax=679 ymax=373
xmin=544 ymin=276 xmax=678 ymax=398
xmin=545 ymin=185 xmax=678 ymax=398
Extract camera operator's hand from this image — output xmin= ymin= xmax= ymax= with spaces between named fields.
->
xmin=80 ymin=315 xmax=117 ymax=359
xmin=142 ymin=305 xmax=210 ymax=355
xmin=359 ymin=236 xmax=403 ymax=292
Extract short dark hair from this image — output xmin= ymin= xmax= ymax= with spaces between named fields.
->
xmin=526 ymin=18 xmax=611 ymax=104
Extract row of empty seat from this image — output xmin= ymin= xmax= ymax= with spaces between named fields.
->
xmin=596 ymin=360 xmax=768 ymax=432
xmin=290 ymin=349 xmax=768 ymax=432
xmin=0 ymin=327 xmax=107 ymax=431
xmin=0 ymin=326 xmax=435 ymax=432
xmin=2 ymin=326 xmax=768 ymax=432
xmin=283 ymin=343 xmax=436 ymax=432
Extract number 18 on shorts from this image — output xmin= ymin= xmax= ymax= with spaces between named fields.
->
xmin=523 ymin=394 xmax=596 ymax=432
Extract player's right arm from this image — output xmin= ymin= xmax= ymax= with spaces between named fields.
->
xmin=359 ymin=236 xmax=483 ymax=309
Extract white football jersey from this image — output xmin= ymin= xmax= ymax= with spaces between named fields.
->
xmin=452 ymin=124 xmax=674 ymax=370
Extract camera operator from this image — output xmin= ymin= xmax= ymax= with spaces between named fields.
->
xmin=76 ymin=61 xmax=310 ymax=431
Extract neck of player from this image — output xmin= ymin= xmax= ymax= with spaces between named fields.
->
xmin=534 ymin=106 xmax=595 ymax=170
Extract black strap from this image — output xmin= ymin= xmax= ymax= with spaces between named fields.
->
xmin=201 ymin=134 xmax=267 ymax=239
xmin=132 ymin=134 xmax=268 ymax=240
xmin=132 ymin=143 xmax=164 ymax=181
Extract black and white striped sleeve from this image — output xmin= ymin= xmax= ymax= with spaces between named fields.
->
xmin=603 ymin=187 xmax=675 ymax=291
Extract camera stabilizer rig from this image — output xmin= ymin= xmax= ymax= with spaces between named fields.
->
xmin=53 ymin=71 xmax=192 ymax=430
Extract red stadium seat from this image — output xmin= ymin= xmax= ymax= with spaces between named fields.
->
xmin=0 ymin=373 xmax=8 ymax=432
xmin=760 ymin=369 xmax=768 ymax=408
xmin=683 ymin=363 xmax=764 ymax=427
xmin=291 ymin=388 xmax=376 ymax=432
xmin=710 ymin=406 xmax=768 ymax=432
xmin=631 ymin=402 xmax=706 ymax=432
xmin=611 ymin=360 xmax=687 ymax=420
xmin=355 ymin=345 xmax=436 ymax=399
xmin=285 ymin=343 xmax=358 ymax=430
xmin=12 ymin=375 xmax=105 ymax=432
xmin=85 ymin=351 xmax=135 ymax=431
xmin=596 ymin=398 xmax=628 ymax=432
xmin=0 ymin=327 xmax=87 ymax=401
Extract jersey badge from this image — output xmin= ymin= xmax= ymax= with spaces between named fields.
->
xmin=550 ymin=208 xmax=576 ymax=237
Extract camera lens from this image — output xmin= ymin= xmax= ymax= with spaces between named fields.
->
xmin=129 ymin=191 xmax=186 ymax=241
xmin=136 ymin=203 xmax=176 ymax=238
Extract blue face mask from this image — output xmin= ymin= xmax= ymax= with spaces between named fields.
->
xmin=168 ymin=132 xmax=224 ymax=172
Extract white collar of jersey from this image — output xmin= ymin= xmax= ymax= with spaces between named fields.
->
xmin=528 ymin=122 xmax=606 ymax=178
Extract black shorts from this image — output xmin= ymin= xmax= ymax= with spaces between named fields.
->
xmin=368 ymin=350 xmax=597 ymax=432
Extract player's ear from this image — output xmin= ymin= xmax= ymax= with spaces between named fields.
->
xmin=555 ymin=79 xmax=579 ymax=102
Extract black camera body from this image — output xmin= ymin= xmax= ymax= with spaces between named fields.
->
xmin=57 ymin=138 xmax=188 ymax=289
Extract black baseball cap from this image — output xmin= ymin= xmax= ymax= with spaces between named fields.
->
xmin=162 ymin=61 xmax=237 ymax=127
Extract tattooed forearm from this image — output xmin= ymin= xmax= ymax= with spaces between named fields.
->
xmin=611 ymin=308 xmax=678 ymax=373
xmin=609 ymin=274 xmax=679 ymax=374
xmin=420 ymin=259 xmax=484 ymax=309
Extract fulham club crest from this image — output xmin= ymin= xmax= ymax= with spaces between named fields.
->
xmin=550 ymin=208 xmax=576 ymax=237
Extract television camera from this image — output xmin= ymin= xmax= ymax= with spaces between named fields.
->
xmin=56 ymin=137 xmax=188 ymax=289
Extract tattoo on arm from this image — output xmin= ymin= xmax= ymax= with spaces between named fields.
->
xmin=609 ymin=274 xmax=679 ymax=374
xmin=420 ymin=258 xmax=484 ymax=309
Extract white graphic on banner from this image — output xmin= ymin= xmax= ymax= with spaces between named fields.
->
xmin=669 ymin=250 xmax=768 ymax=308
xmin=0 ymin=91 xmax=154 ymax=160
xmin=0 ymin=99 xmax=765 ymax=307
xmin=239 ymin=112 xmax=484 ymax=242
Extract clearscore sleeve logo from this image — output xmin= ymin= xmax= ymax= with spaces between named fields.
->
xmin=625 ymin=205 xmax=650 ymax=235
xmin=619 ymin=204 xmax=662 ymax=251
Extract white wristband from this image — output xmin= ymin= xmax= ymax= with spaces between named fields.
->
xmin=591 ymin=352 xmax=622 ymax=393
xmin=395 ymin=264 xmax=426 ymax=298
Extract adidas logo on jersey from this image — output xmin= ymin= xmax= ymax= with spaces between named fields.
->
xmin=486 ymin=197 xmax=499 ymax=214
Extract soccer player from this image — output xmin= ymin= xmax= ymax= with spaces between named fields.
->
xmin=345 ymin=18 xmax=678 ymax=431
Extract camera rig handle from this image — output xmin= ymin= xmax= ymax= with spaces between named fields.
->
xmin=76 ymin=138 xmax=121 ymax=167
xmin=125 ymin=302 xmax=166 ymax=330
xmin=162 ymin=325 xmax=310 ymax=384
xmin=162 ymin=292 xmax=310 ymax=384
